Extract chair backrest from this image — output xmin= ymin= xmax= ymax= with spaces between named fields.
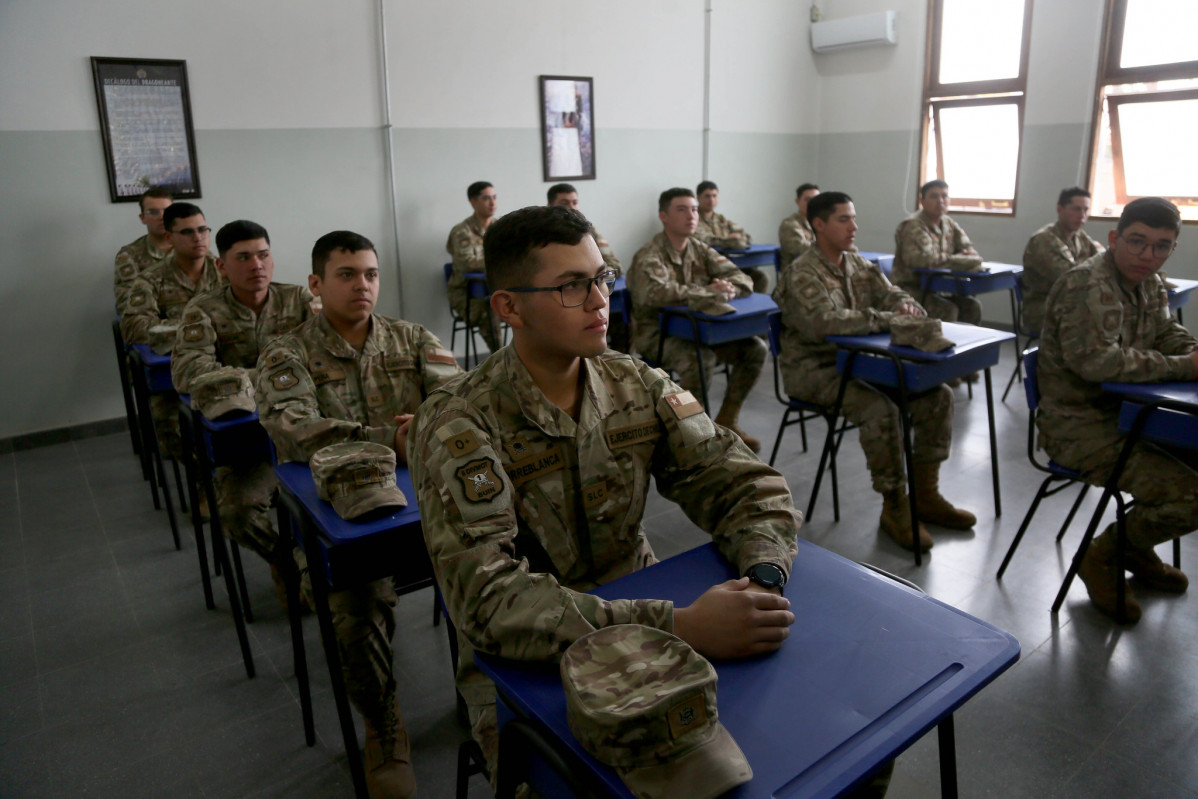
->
xmin=1022 ymin=346 xmax=1040 ymax=412
xmin=767 ymin=311 xmax=783 ymax=358
xmin=443 ymin=262 xmax=453 ymax=284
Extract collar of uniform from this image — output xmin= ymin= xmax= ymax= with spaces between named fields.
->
xmin=142 ymin=234 xmax=169 ymax=261
xmin=465 ymin=215 xmax=487 ymax=238
xmin=811 ymin=246 xmax=850 ymax=276
xmin=1098 ymin=249 xmax=1154 ymax=304
xmin=654 ymin=231 xmax=689 ymax=268
xmin=1050 ymin=220 xmax=1078 ymax=246
xmin=917 ymin=210 xmax=944 ymax=232
xmin=797 ymin=213 xmax=814 ymax=233
xmin=314 ymin=311 xmax=386 ymax=359
xmin=501 ymin=346 xmax=582 ymax=438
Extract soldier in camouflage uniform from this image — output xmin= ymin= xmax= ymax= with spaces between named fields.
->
xmin=1020 ymin=187 xmax=1103 ymax=333
xmin=548 ymin=183 xmax=623 ymax=275
xmin=113 ymin=187 xmax=174 ymax=306
xmin=778 ymin=182 xmax=820 ymax=270
xmin=172 ymin=220 xmax=316 ymax=600
xmin=774 ymin=192 xmax=975 ymax=552
xmin=892 ymin=180 xmax=984 ymax=325
xmin=119 ymin=202 xmax=224 ymax=459
xmin=1038 ymin=198 xmax=1198 ymax=624
xmin=446 ymin=181 xmax=503 ymax=354
xmin=256 ymin=230 xmax=461 ymax=799
xmin=695 ymin=180 xmax=765 ymax=293
xmin=628 ymin=188 xmax=766 ymax=452
xmin=410 ymin=205 xmax=800 ymax=781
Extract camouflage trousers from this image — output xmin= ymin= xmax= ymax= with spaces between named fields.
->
xmin=329 ymin=578 xmax=399 ymax=728
xmin=662 ymin=336 xmax=766 ymax=409
xmin=213 ymin=459 xmax=277 ymax=561
xmin=792 ymin=371 xmax=953 ymax=493
xmin=149 ymin=393 xmax=183 ymax=459
xmin=918 ymin=292 xmax=982 ymax=325
xmin=1044 ymin=431 xmax=1198 ymax=550
xmin=451 ymin=292 xmax=503 ymax=354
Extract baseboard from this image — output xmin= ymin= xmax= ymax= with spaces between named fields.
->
xmin=0 ymin=417 xmax=129 ymax=454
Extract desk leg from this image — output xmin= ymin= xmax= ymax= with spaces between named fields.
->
xmin=179 ymin=414 xmax=215 ymax=610
xmin=299 ymin=519 xmax=369 ymax=799
xmin=938 ymin=714 xmax=958 ymax=799
xmin=205 ymin=475 xmax=256 ymax=679
xmin=896 ymin=391 xmax=922 ymax=568
xmin=132 ymin=368 xmax=162 ymax=510
xmin=985 ymin=368 xmax=1001 ymax=517
xmin=276 ymin=505 xmax=315 ymax=747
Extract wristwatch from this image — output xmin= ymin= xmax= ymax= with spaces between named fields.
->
xmin=745 ymin=562 xmax=786 ymax=590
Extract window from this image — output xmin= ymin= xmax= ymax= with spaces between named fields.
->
xmin=919 ymin=0 xmax=1033 ymax=214
xmin=1088 ymin=0 xmax=1198 ymax=221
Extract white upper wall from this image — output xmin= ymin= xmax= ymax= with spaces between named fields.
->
xmin=1023 ymin=0 xmax=1105 ymax=127
xmin=0 ymin=0 xmax=382 ymax=132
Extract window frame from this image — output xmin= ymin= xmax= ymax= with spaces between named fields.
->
xmin=918 ymin=0 xmax=1034 ymax=216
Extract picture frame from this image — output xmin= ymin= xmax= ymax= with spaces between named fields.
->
xmin=90 ymin=57 xmax=202 ymax=203
xmin=539 ymin=75 xmax=595 ymax=182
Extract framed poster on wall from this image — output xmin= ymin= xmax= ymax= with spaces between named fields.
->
xmin=91 ymin=57 xmax=201 ymax=203
xmin=539 ymin=75 xmax=595 ymax=181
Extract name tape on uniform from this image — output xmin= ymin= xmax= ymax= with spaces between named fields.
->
xmin=606 ymin=420 xmax=662 ymax=449
xmin=506 ymin=445 xmax=565 ymax=487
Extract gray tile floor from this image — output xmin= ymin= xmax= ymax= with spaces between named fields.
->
xmin=4 ymin=344 xmax=1198 ymax=798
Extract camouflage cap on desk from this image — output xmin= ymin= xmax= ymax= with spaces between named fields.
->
xmin=561 ymin=624 xmax=752 ymax=799
xmin=890 ymin=315 xmax=955 ymax=353
xmin=148 ymin=323 xmax=180 ymax=355
xmin=310 ymin=442 xmax=407 ymax=521
xmin=190 ymin=367 xmax=256 ymax=419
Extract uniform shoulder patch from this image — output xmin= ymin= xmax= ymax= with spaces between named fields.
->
xmin=455 ymin=459 xmax=502 ymax=502
xmin=264 ymin=351 xmax=287 ymax=368
xmin=443 ymin=429 xmax=480 ymax=458
xmin=425 ymin=346 xmax=458 ymax=366
xmin=182 ymin=323 xmax=205 ymax=342
xmin=118 ymin=264 xmax=135 ymax=278
xmin=271 ymin=368 xmax=299 ymax=391
xmin=129 ymin=291 xmax=148 ymax=307
xmin=664 ymin=391 xmax=704 ymax=419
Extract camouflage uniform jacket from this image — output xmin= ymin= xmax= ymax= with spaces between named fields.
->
xmin=1021 ymin=221 xmax=1103 ymax=334
xmin=627 ymin=233 xmax=754 ymax=357
xmin=773 ymin=247 xmax=916 ymax=398
xmin=113 ymin=234 xmax=172 ymax=306
xmin=590 ymin=227 xmax=623 ymax=276
xmin=118 ymin=256 xmax=223 ymax=345
xmin=1037 ymin=250 xmax=1198 ymax=445
xmin=255 ymin=313 xmax=462 ymax=464
xmin=778 ymin=210 xmax=816 ymax=269
xmin=892 ymin=210 xmax=983 ymax=290
xmin=695 ymin=211 xmax=751 ymax=249
xmin=446 ymin=215 xmax=487 ymax=307
xmin=409 ymin=345 xmax=800 ymax=704
xmin=171 ymin=283 xmax=317 ymax=394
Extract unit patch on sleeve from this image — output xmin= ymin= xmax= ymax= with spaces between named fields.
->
xmin=271 ymin=368 xmax=299 ymax=391
xmin=664 ymin=391 xmax=704 ymax=420
xmin=456 ymin=459 xmax=502 ymax=502
xmin=425 ymin=346 xmax=458 ymax=366
xmin=182 ymin=323 xmax=205 ymax=342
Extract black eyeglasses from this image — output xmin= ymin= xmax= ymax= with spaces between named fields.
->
xmin=504 ymin=270 xmax=618 ymax=307
xmin=1120 ymin=234 xmax=1176 ymax=259
xmin=173 ymin=226 xmax=211 ymax=238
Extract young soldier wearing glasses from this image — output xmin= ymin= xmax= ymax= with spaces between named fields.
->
xmin=1038 ymin=197 xmax=1198 ymax=623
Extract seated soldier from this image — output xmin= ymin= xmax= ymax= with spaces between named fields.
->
xmin=172 ymin=220 xmax=317 ymax=605
xmin=628 ymin=188 xmax=766 ymax=451
xmin=256 ymin=231 xmax=463 ymax=799
xmin=892 ymin=179 xmax=984 ymax=325
xmin=119 ymin=202 xmax=225 ymax=459
xmin=778 ymin=182 xmax=820 ymax=269
xmin=446 ymin=181 xmax=503 ymax=355
xmin=547 ymin=182 xmax=622 ymax=275
xmin=1021 ymin=187 xmax=1103 ymax=333
xmin=1038 ymin=197 xmax=1198 ymax=623
xmin=113 ymin=187 xmax=173 ymax=306
xmin=695 ymin=180 xmax=765 ymax=292
xmin=773 ymin=192 xmax=974 ymax=551
xmin=409 ymin=204 xmax=800 ymax=782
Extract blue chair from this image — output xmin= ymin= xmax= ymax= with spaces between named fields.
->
xmin=765 ymin=312 xmax=855 ymax=522
xmin=996 ymin=347 xmax=1092 ymax=579
xmin=1001 ymin=274 xmax=1038 ymax=402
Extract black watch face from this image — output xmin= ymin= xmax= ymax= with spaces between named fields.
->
xmin=749 ymin=563 xmax=784 ymax=588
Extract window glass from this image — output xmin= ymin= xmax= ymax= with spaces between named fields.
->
xmin=1120 ymin=0 xmax=1198 ymax=69
xmin=938 ymin=104 xmax=1020 ymax=201
xmin=938 ymin=0 xmax=1026 ymax=84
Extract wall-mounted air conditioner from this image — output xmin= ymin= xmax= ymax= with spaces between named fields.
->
xmin=811 ymin=11 xmax=897 ymax=53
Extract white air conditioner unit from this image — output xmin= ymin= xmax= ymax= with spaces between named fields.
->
xmin=811 ymin=11 xmax=897 ymax=53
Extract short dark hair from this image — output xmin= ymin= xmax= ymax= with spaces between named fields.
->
xmin=658 ymin=187 xmax=695 ymax=213
xmin=484 ymin=205 xmax=593 ymax=292
xmin=311 ymin=230 xmax=377 ymax=277
xmin=139 ymin=187 xmax=173 ymax=212
xmin=547 ymin=183 xmax=577 ymax=204
xmin=696 ymin=180 xmax=718 ymax=196
xmin=796 ymin=182 xmax=819 ymax=198
xmin=467 ymin=181 xmax=493 ymax=201
xmin=1057 ymin=186 xmax=1091 ymax=207
xmin=215 ymin=220 xmax=270 ymax=256
xmin=807 ymin=191 xmax=853 ymax=226
xmin=920 ymin=179 xmax=948 ymax=198
xmin=163 ymin=202 xmax=203 ymax=232
xmin=1117 ymin=197 xmax=1182 ymax=235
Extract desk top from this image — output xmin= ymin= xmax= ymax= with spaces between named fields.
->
xmin=828 ymin=321 xmax=1014 ymax=362
xmin=857 ymin=251 xmax=893 ymax=262
xmin=715 ymin=243 xmax=779 ymax=256
xmin=1167 ymin=278 xmax=1198 ymax=295
xmin=663 ymin=293 xmax=779 ymax=321
xmin=480 ymin=541 xmax=1019 ymax=799
xmin=914 ymin=261 xmax=1022 ymax=277
xmin=1102 ymin=381 xmax=1198 ymax=406
xmin=274 ymin=461 xmax=421 ymax=546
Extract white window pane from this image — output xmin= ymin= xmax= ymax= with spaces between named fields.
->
xmin=938 ymin=104 xmax=1020 ymax=200
xmin=938 ymin=0 xmax=1025 ymax=84
xmin=1121 ymin=0 xmax=1198 ymax=69
xmin=1117 ymin=98 xmax=1198 ymax=196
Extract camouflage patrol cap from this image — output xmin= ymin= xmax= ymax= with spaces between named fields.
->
xmin=190 ymin=367 xmax=256 ymax=419
xmin=310 ymin=442 xmax=407 ymax=521
xmin=148 ymin=323 xmax=180 ymax=355
xmin=561 ymin=625 xmax=752 ymax=799
xmin=890 ymin=316 xmax=955 ymax=353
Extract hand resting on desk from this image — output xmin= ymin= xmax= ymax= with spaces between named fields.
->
xmin=673 ymin=577 xmax=794 ymax=659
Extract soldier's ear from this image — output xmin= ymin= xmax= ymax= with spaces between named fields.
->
xmin=490 ymin=290 xmax=523 ymax=329
xmin=216 ymin=257 xmax=228 ymax=278
xmin=308 ymin=273 xmax=322 ymax=296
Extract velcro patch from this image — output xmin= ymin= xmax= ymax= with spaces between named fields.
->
xmin=506 ymin=445 xmax=565 ymax=487
xmin=182 ymin=323 xmax=205 ymax=342
xmin=129 ymin=291 xmax=148 ymax=307
xmin=264 ymin=351 xmax=286 ymax=368
xmin=667 ymin=693 xmax=708 ymax=739
xmin=443 ymin=429 xmax=480 ymax=458
xmin=271 ymin=368 xmax=299 ymax=391
xmin=502 ymin=437 xmax=534 ymax=459
xmin=456 ymin=459 xmax=502 ymax=502
xmin=665 ymin=391 xmax=703 ymax=419
xmin=311 ymin=367 xmax=346 ymax=386
xmin=425 ymin=346 xmax=457 ymax=366
xmin=582 ymin=479 xmax=609 ymax=510
xmin=385 ymin=353 xmax=416 ymax=371
xmin=606 ymin=420 xmax=662 ymax=449
xmin=118 ymin=264 xmax=135 ymax=278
